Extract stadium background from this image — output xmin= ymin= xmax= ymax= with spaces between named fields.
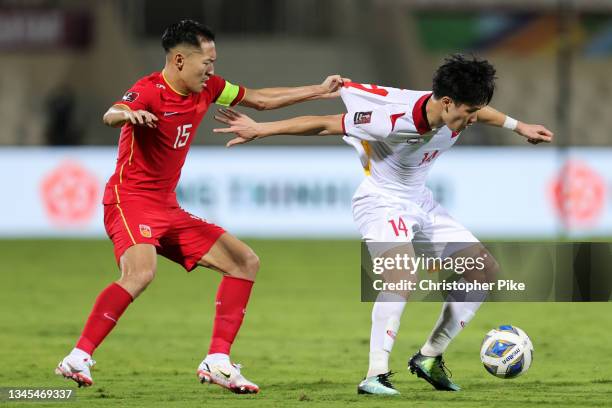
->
xmin=1 ymin=1 xmax=611 ymax=407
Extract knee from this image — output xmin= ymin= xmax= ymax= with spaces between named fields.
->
xmin=464 ymin=248 xmax=500 ymax=283
xmin=242 ymin=251 xmax=260 ymax=280
xmin=138 ymin=269 xmax=156 ymax=287
xmin=228 ymin=251 xmax=260 ymax=281
xmin=119 ymin=265 xmax=156 ymax=293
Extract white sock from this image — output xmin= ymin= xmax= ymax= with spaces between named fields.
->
xmin=420 ymin=300 xmax=483 ymax=357
xmin=421 ymin=276 xmax=487 ymax=357
xmin=367 ymin=292 xmax=406 ymax=377
xmin=204 ymin=353 xmax=230 ymax=365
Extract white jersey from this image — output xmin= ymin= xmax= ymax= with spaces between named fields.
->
xmin=341 ymin=83 xmax=461 ymax=201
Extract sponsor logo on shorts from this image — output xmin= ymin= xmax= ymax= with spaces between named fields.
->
xmin=139 ymin=224 xmax=152 ymax=238
xmin=122 ymin=91 xmax=139 ymax=102
xmin=354 ymin=111 xmax=372 ymax=125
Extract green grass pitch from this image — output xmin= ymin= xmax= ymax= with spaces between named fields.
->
xmin=0 ymin=239 xmax=611 ymax=407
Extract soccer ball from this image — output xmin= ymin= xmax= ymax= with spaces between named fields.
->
xmin=480 ymin=325 xmax=534 ymax=379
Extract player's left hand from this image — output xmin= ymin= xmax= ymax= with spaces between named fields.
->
xmin=213 ymin=108 xmax=261 ymax=147
xmin=515 ymin=122 xmax=554 ymax=145
xmin=318 ymin=75 xmax=352 ymax=99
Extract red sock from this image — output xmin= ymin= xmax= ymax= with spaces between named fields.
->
xmin=208 ymin=276 xmax=254 ymax=355
xmin=76 ymin=282 xmax=133 ymax=355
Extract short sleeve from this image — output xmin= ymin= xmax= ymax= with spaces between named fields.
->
xmin=114 ymin=82 xmax=154 ymax=111
xmin=207 ymin=75 xmax=245 ymax=107
xmin=343 ymin=104 xmax=412 ymax=142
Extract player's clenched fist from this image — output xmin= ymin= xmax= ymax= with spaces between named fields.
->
xmin=319 ymin=74 xmax=352 ymax=99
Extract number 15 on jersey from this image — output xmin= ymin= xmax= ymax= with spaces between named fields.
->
xmin=174 ymin=124 xmax=192 ymax=149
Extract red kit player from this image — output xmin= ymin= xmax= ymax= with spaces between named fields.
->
xmin=54 ymin=19 xmax=347 ymax=394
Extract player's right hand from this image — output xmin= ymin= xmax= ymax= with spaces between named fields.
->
xmin=122 ymin=109 xmax=158 ymax=128
xmin=515 ymin=122 xmax=553 ymax=144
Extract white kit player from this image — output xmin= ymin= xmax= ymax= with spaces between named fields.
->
xmin=213 ymin=54 xmax=553 ymax=394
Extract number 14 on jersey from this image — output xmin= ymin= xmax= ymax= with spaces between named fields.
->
xmin=389 ymin=217 xmax=410 ymax=237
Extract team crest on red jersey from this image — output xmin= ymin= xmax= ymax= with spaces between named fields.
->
xmin=139 ymin=224 xmax=152 ymax=238
xmin=354 ymin=111 xmax=372 ymax=125
xmin=122 ymin=92 xmax=139 ymax=103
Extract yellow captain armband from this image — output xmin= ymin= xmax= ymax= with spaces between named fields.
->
xmin=215 ymin=81 xmax=241 ymax=107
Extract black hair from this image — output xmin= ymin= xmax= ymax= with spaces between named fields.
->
xmin=432 ymin=54 xmax=497 ymax=106
xmin=161 ymin=19 xmax=215 ymax=52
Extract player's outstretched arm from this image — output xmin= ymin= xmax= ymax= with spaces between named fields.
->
xmin=476 ymin=106 xmax=554 ymax=144
xmin=213 ymin=108 xmax=343 ymax=147
xmin=102 ymin=104 xmax=158 ymax=128
xmin=238 ymin=75 xmax=350 ymax=111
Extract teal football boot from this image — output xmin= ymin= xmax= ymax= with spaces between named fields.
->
xmin=357 ymin=371 xmax=400 ymax=395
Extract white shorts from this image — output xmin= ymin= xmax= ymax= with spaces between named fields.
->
xmin=352 ymin=178 xmax=478 ymax=258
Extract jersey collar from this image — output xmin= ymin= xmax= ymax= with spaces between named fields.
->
xmin=161 ymin=70 xmax=189 ymax=96
xmin=412 ymin=93 xmax=432 ymax=135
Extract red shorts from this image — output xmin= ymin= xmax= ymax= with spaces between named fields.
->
xmin=103 ymin=201 xmax=225 ymax=271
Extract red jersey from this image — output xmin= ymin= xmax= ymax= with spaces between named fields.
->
xmin=103 ymin=71 xmax=244 ymax=206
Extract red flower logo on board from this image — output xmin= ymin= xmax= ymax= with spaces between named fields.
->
xmin=550 ymin=160 xmax=605 ymax=227
xmin=40 ymin=160 xmax=100 ymax=225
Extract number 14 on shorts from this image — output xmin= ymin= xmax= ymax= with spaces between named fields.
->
xmin=388 ymin=217 xmax=410 ymax=237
